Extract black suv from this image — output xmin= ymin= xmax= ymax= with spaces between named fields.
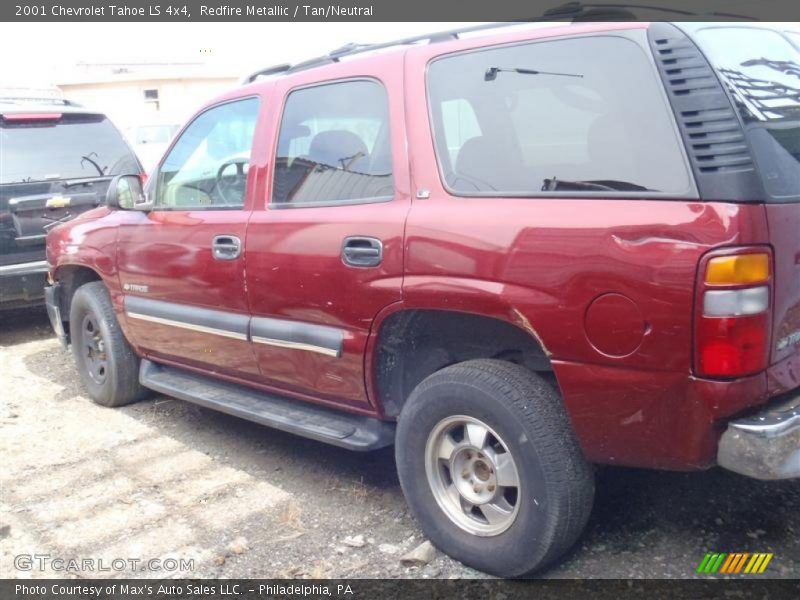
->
xmin=0 ymin=98 xmax=140 ymax=310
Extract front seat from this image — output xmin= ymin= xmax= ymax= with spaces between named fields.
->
xmin=307 ymin=130 xmax=369 ymax=172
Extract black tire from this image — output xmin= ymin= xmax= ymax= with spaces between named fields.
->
xmin=69 ymin=281 xmax=146 ymax=407
xmin=395 ymin=359 xmax=594 ymax=577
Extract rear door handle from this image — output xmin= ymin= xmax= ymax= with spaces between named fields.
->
xmin=342 ymin=236 xmax=383 ymax=267
xmin=212 ymin=235 xmax=242 ymax=260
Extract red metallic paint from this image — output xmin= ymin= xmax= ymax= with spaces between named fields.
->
xmin=244 ymin=55 xmax=411 ymax=406
xmin=116 ymin=209 xmax=259 ymax=378
xmin=45 ymin=21 xmax=800 ymax=472
xmin=764 ymin=204 xmax=800 ymax=366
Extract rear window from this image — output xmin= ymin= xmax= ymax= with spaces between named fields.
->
xmin=690 ymin=27 xmax=800 ymax=201
xmin=0 ymin=113 xmax=139 ymax=184
xmin=427 ymin=35 xmax=691 ymax=196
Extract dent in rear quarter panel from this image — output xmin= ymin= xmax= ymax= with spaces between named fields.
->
xmin=403 ymin=197 xmax=769 ymax=469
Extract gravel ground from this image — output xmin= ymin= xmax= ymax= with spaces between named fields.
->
xmin=1 ymin=307 xmax=798 ymax=580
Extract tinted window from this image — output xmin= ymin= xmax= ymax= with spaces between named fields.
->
xmin=0 ymin=114 xmax=138 ymax=184
xmin=156 ymin=98 xmax=259 ymax=210
xmin=691 ymin=27 xmax=800 ymax=201
xmin=272 ymin=80 xmax=393 ymax=206
xmin=428 ymin=36 xmax=690 ymax=195
xmin=694 ymin=28 xmax=800 ymax=123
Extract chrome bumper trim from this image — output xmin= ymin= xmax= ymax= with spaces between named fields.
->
xmin=718 ymin=394 xmax=800 ymax=480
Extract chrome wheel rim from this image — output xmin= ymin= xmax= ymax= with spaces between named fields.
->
xmin=425 ymin=415 xmax=521 ymax=536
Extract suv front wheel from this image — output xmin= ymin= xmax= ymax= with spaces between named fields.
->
xmin=395 ymin=359 xmax=594 ymax=577
xmin=70 ymin=281 xmax=146 ymax=407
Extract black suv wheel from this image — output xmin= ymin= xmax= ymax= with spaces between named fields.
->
xmin=70 ymin=281 xmax=146 ymax=407
xmin=395 ymin=359 xmax=594 ymax=577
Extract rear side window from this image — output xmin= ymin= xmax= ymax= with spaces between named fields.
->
xmin=272 ymin=80 xmax=394 ymax=206
xmin=0 ymin=114 xmax=138 ymax=184
xmin=428 ymin=36 xmax=691 ymax=195
xmin=690 ymin=27 xmax=800 ymax=201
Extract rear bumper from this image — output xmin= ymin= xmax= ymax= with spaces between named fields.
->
xmin=44 ymin=282 xmax=68 ymax=348
xmin=718 ymin=393 xmax=800 ymax=480
xmin=0 ymin=259 xmax=48 ymax=308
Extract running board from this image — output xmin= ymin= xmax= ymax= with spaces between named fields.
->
xmin=139 ymin=360 xmax=395 ymax=451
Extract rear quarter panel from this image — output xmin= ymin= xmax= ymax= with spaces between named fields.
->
xmin=400 ymin=26 xmax=771 ymax=469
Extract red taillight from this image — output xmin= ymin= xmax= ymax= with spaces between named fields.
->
xmin=697 ymin=313 xmax=769 ymax=377
xmin=695 ymin=249 xmax=772 ymax=379
xmin=1 ymin=112 xmax=62 ymax=122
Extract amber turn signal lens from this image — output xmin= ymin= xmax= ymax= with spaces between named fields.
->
xmin=705 ymin=253 xmax=770 ymax=285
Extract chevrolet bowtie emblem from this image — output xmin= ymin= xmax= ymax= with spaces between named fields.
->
xmin=46 ymin=196 xmax=71 ymax=209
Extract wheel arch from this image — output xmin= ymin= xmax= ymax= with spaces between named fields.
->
xmin=368 ymin=306 xmax=555 ymax=418
xmin=54 ymin=264 xmax=104 ymax=337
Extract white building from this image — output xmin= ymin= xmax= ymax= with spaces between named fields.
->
xmin=56 ymin=61 xmax=239 ymax=133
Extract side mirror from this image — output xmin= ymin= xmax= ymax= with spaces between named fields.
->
xmin=106 ymin=175 xmax=153 ymax=211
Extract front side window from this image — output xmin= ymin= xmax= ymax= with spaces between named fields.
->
xmin=156 ymin=98 xmax=259 ymax=210
xmin=428 ymin=36 xmax=691 ymax=195
xmin=272 ymin=80 xmax=394 ymax=206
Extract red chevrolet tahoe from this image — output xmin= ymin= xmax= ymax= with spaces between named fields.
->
xmin=44 ymin=22 xmax=800 ymax=576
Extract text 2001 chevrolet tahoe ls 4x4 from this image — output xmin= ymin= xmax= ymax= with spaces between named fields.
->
xmin=44 ymin=22 xmax=800 ymax=576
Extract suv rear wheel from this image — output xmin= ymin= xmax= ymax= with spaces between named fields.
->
xmin=70 ymin=281 xmax=145 ymax=407
xmin=395 ymin=359 xmax=594 ymax=577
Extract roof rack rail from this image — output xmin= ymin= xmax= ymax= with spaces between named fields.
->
xmin=542 ymin=2 xmax=754 ymax=21
xmin=241 ymin=9 xmax=749 ymax=84
xmin=244 ymin=21 xmax=536 ymax=82
xmin=241 ymin=63 xmax=292 ymax=84
xmin=294 ymin=22 xmax=527 ymax=72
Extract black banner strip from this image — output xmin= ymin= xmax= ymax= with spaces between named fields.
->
xmin=4 ymin=578 xmax=800 ymax=599
xmin=3 ymin=0 xmax=800 ymax=22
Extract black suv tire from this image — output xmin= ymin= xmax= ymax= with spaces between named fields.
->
xmin=395 ymin=359 xmax=594 ymax=577
xmin=70 ymin=281 xmax=146 ymax=407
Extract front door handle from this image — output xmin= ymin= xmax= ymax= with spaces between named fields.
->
xmin=342 ymin=236 xmax=383 ymax=267
xmin=212 ymin=235 xmax=242 ymax=261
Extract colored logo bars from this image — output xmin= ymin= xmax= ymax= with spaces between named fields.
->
xmin=697 ymin=552 xmax=773 ymax=575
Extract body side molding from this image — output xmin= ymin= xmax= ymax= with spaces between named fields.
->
xmin=123 ymin=295 xmax=345 ymax=357
xmin=250 ymin=316 xmax=344 ymax=358
xmin=124 ymin=295 xmax=250 ymax=341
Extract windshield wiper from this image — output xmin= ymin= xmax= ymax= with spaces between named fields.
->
xmin=542 ymin=177 xmax=651 ymax=192
xmin=81 ymin=153 xmax=106 ymax=176
xmin=485 ymin=67 xmax=583 ymax=81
